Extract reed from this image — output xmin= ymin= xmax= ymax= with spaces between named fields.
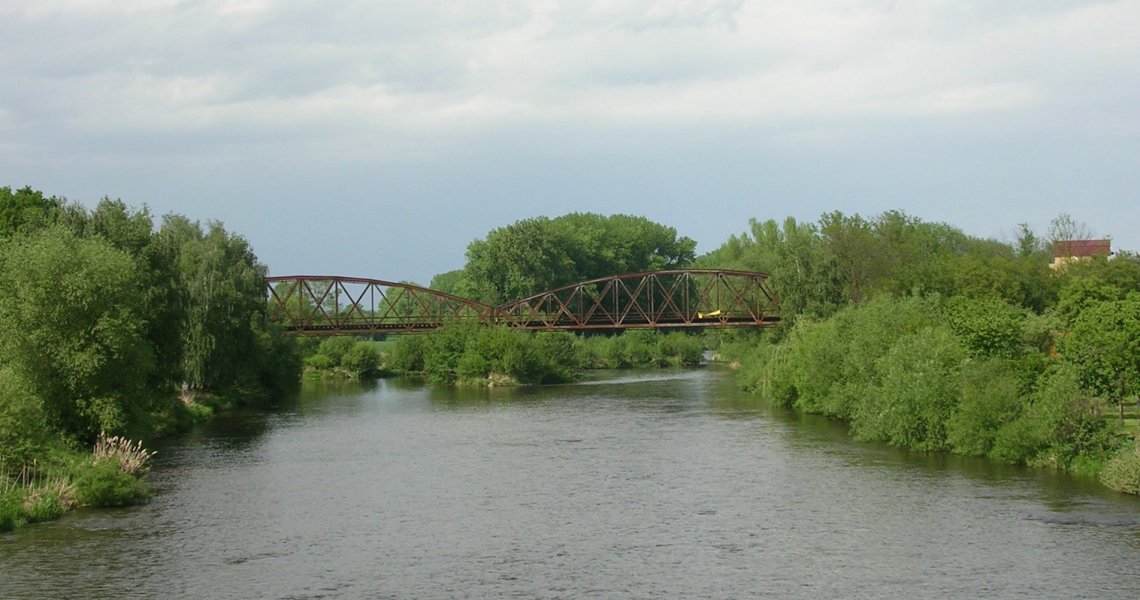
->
xmin=94 ymin=431 xmax=157 ymax=476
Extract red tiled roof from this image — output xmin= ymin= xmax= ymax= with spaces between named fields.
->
xmin=1052 ymin=239 xmax=1111 ymax=258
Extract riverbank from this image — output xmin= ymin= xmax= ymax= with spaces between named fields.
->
xmin=719 ymin=294 xmax=1140 ymax=495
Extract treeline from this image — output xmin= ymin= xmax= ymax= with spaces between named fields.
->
xmin=0 ymin=186 xmax=300 ymax=528
xmin=709 ymin=211 xmax=1140 ymax=494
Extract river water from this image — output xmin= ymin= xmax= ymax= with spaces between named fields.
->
xmin=2 ymin=368 xmax=1139 ymax=599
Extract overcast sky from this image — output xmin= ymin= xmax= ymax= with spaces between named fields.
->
xmin=2 ymin=0 xmax=1137 ymax=283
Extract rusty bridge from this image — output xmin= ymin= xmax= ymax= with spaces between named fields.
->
xmin=265 ymin=270 xmax=779 ymax=336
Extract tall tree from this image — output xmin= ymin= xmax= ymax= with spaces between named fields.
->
xmin=159 ymin=216 xmax=266 ymax=392
xmin=462 ymin=213 xmax=696 ymax=304
xmin=0 ymin=226 xmax=154 ymax=440
xmin=1061 ymin=294 xmax=1140 ymax=422
xmin=0 ymin=186 xmax=62 ymax=237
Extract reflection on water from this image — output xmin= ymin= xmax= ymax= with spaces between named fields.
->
xmin=2 ymin=368 xmax=1139 ymax=599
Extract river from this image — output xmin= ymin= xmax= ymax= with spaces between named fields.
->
xmin=2 ymin=368 xmax=1139 ymax=599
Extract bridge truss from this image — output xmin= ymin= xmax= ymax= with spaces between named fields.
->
xmin=265 ymin=270 xmax=779 ymax=335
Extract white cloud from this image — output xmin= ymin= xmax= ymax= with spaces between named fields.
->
xmin=4 ymin=1 xmax=1136 ymax=143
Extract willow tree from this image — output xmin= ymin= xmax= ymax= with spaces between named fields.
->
xmin=159 ymin=216 xmax=266 ymax=392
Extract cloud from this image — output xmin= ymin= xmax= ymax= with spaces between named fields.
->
xmin=5 ymin=0 xmax=1136 ymax=161
xmin=1 ymin=0 xmax=1137 ymax=275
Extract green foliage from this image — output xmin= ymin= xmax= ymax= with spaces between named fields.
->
xmin=757 ymin=295 xmax=943 ymax=417
xmin=429 ymin=269 xmax=465 ymax=295
xmin=0 ymin=186 xmax=299 ymax=517
xmin=305 ymin=353 xmax=334 ymax=370
xmin=1060 ymin=295 xmax=1140 ymax=409
xmin=573 ymin=331 xmax=704 ymax=369
xmin=72 ymin=459 xmax=150 ymax=508
xmin=0 ymin=368 xmax=53 ymax=472
xmin=388 ymin=335 xmax=428 ymax=373
xmin=342 ymin=342 xmax=382 ymax=376
xmin=22 ymin=491 xmax=64 ymax=523
xmin=947 ymin=359 xmax=1025 ymax=457
xmin=0 ymin=488 xmax=24 ymax=532
xmin=0 ymin=186 xmax=61 ymax=237
xmin=317 ymin=336 xmax=358 ymax=367
xmin=461 ymin=213 xmax=696 ymax=304
xmin=0 ymin=226 xmax=154 ymax=440
xmin=943 ymin=296 xmax=1028 ymax=359
xmin=159 ymin=216 xmax=268 ymax=393
xmin=851 ymin=327 xmax=965 ymax=451
xmin=1100 ymin=441 xmax=1140 ymax=495
xmin=390 ymin=324 xmax=579 ymax=385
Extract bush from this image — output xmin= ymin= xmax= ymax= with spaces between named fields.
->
xmin=22 ymin=491 xmax=64 ymax=523
xmin=341 ymin=342 xmax=382 ymax=376
xmin=1100 ymin=441 xmax=1140 ymax=494
xmin=304 ymin=353 xmax=334 ymax=370
xmin=947 ymin=358 xmax=1024 ymax=457
xmin=851 ymin=327 xmax=965 ymax=451
xmin=73 ymin=459 xmax=150 ymax=507
xmin=388 ymin=335 xmax=428 ymax=373
xmin=316 ymin=336 xmax=357 ymax=367
xmin=0 ymin=487 xmax=25 ymax=532
xmin=0 ymin=368 xmax=53 ymax=473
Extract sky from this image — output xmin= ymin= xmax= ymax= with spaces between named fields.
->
xmin=2 ymin=0 xmax=1137 ymax=284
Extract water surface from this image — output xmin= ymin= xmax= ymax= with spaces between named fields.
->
xmin=2 ymin=369 xmax=1138 ymax=599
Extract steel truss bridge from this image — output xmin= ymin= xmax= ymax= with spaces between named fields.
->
xmin=265 ymin=270 xmax=780 ymax=336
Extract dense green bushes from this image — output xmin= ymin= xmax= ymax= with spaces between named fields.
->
xmin=574 ymin=330 xmax=704 ymax=369
xmin=386 ymin=325 xmax=705 ymax=385
xmin=303 ymin=337 xmax=384 ymax=378
xmin=387 ymin=322 xmax=578 ymax=385
xmin=729 ymin=293 xmax=1135 ymax=487
xmin=725 ymin=296 xmax=1126 ymax=474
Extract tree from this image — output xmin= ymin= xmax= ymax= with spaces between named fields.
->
xmin=1048 ymin=212 xmax=1097 ymax=259
xmin=0 ymin=226 xmax=154 ymax=440
xmin=462 ymin=213 xmax=696 ymax=304
xmin=1060 ymin=294 xmax=1140 ymax=422
xmin=159 ymin=216 xmax=267 ymax=392
xmin=0 ymin=186 xmax=61 ymax=237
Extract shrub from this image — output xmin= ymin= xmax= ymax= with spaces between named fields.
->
xmin=388 ymin=335 xmax=427 ymax=373
xmin=316 ymin=336 xmax=357 ymax=367
xmin=341 ymin=342 xmax=381 ymax=376
xmin=0 ymin=368 xmax=53 ymax=472
xmin=304 ymin=353 xmax=334 ymax=370
xmin=851 ymin=327 xmax=965 ymax=451
xmin=0 ymin=487 xmax=25 ymax=532
xmin=947 ymin=358 xmax=1024 ymax=457
xmin=73 ymin=459 xmax=150 ymax=507
xmin=22 ymin=491 xmax=64 ymax=523
xmin=1100 ymin=441 xmax=1140 ymax=494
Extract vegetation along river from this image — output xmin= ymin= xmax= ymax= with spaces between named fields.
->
xmin=2 ymin=368 xmax=1139 ymax=599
